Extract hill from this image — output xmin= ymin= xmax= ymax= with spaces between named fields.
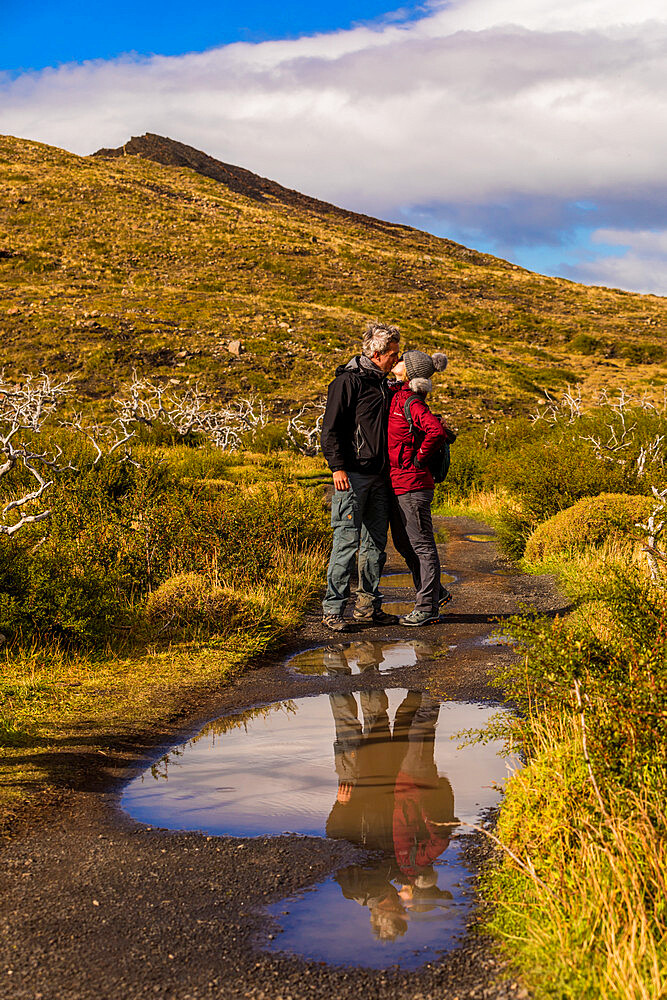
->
xmin=1 ymin=132 xmax=666 ymax=422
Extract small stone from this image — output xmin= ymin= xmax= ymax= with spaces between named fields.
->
xmin=92 ymin=899 xmax=100 ymax=907
xmin=228 ymin=339 xmax=244 ymax=356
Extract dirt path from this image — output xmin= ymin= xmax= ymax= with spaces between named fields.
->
xmin=0 ymin=517 xmax=564 ymax=1000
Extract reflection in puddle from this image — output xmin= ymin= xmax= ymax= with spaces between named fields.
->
xmin=266 ymin=841 xmax=468 ymax=969
xmin=288 ymin=640 xmax=439 ymax=676
xmin=464 ymin=534 xmax=494 ymax=543
xmin=380 ymin=572 xmax=457 ymax=589
xmin=122 ymin=690 xmax=517 ymax=969
xmin=478 ymin=633 xmax=515 ymax=647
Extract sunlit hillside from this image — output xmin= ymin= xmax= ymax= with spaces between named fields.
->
xmin=1 ymin=132 xmax=666 ymax=422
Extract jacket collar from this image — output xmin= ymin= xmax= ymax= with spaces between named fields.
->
xmin=335 ymin=354 xmax=385 ymax=378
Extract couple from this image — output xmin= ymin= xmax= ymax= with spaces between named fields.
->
xmin=320 ymin=321 xmax=452 ymax=633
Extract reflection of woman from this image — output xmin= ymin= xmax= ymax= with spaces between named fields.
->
xmin=392 ymin=694 xmax=458 ymax=882
xmin=325 ymin=689 xmax=458 ymax=940
xmin=388 ymin=351 xmax=452 ymax=627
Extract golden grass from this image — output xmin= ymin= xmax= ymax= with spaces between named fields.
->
xmin=488 ymin=707 xmax=667 ymax=1000
xmin=2 ymin=134 xmax=667 ymax=424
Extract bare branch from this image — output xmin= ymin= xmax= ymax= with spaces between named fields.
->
xmin=111 ymin=374 xmax=268 ymax=453
xmin=287 ymin=400 xmax=325 ymax=456
xmin=0 ymin=374 xmax=73 ymax=538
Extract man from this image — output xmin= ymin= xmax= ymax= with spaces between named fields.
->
xmin=320 ymin=322 xmax=401 ymax=632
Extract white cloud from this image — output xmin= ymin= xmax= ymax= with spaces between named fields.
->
xmin=1 ymin=0 xmax=666 ymax=293
xmin=570 ymin=228 xmax=667 ymax=295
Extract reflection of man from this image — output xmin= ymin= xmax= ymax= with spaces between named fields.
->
xmin=322 ymin=642 xmax=387 ymax=677
xmin=325 ymin=689 xmax=458 ymax=941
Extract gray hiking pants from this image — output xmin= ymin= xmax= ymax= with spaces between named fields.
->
xmin=389 ymin=493 xmax=449 ymax=604
xmin=395 ymin=489 xmax=440 ymax=614
xmin=322 ymin=472 xmax=389 ymax=616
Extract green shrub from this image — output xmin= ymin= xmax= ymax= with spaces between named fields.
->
xmin=569 ymin=333 xmax=601 ymax=355
xmin=525 ymin=493 xmax=654 ymax=560
xmin=435 ymin=432 xmax=490 ymax=502
xmin=617 ymin=341 xmax=666 ymax=365
xmin=487 ymin=438 xmax=632 ymax=527
xmin=495 ymin=506 xmax=534 ymax=560
xmin=0 ymin=453 xmax=330 ymax=650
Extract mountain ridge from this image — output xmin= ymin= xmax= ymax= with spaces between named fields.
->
xmin=1 ymin=132 xmax=666 ymax=420
xmin=92 ymin=133 xmax=509 ymax=269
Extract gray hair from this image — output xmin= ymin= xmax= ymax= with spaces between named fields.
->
xmin=409 ymin=377 xmax=432 ymax=395
xmin=362 ymin=322 xmax=400 ymax=359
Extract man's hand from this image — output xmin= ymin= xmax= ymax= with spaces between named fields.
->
xmin=333 ymin=470 xmax=350 ymax=491
xmin=337 ymin=781 xmax=354 ymax=805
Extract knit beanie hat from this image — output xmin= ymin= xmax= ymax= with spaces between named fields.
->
xmin=403 ymin=350 xmax=448 ymax=380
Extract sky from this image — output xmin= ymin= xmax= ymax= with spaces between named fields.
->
xmin=2 ymin=0 xmax=667 ymax=296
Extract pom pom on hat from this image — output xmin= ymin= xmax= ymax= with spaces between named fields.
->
xmin=432 ymin=352 xmax=448 ymax=372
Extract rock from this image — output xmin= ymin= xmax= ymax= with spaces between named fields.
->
xmin=227 ymin=340 xmax=244 ymax=356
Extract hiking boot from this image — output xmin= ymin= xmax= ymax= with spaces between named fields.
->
xmin=438 ymin=588 xmax=453 ymax=609
xmin=399 ymin=609 xmax=441 ymax=627
xmin=322 ymin=614 xmax=351 ymax=633
xmin=352 ymin=608 xmax=399 ymax=625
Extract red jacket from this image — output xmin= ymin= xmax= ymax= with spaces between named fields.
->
xmin=392 ymin=771 xmax=453 ymax=879
xmin=388 ymin=385 xmax=446 ymax=494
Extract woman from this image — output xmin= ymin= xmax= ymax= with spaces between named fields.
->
xmin=388 ymin=350 xmax=449 ymax=626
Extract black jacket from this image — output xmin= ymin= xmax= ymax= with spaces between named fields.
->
xmin=321 ymin=356 xmax=394 ymax=475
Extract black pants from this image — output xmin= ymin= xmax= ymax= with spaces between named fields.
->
xmin=389 ymin=491 xmax=446 ymax=612
xmin=391 ymin=490 xmax=440 ymax=614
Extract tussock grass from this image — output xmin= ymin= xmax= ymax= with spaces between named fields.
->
xmin=483 ymin=539 xmax=667 ymax=999
xmin=487 ymin=710 xmax=667 ymax=1000
xmin=525 ymin=494 xmax=654 ymax=561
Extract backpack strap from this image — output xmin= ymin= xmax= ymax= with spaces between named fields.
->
xmin=402 ymin=393 xmax=423 ymax=438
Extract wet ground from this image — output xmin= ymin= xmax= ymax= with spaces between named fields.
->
xmin=0 ymin=516 xmax=564 ymax=1000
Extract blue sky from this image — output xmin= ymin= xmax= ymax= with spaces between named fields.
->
xmin=1 ymin=0 xmax=423 ymax=72
xmin=2 ymin=0 xmax=667 ymax=295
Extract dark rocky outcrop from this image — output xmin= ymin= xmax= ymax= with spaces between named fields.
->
xmin=93 ymin=133 xmax=410 ymax=235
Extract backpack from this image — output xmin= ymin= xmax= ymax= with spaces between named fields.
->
xmin=403 ymin=394 xmax=456 ymax=484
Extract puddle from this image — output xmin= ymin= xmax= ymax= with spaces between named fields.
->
xmin=122 ymin=690 xmax=517 ymax=969
xmin=463 ymin=534 xmax=494 ymax=543
xmin=288 ymin=640 xmax=440 ymax=676
xmin=381 ymin=602 xmax=414 ymax=616
xmin=478 ymin=633 xmax=515 ymax=647
xmin=266 ymin=840 xmax=469 ymax=969
xmin=380 ymin=572 xmax=456 ymax=589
